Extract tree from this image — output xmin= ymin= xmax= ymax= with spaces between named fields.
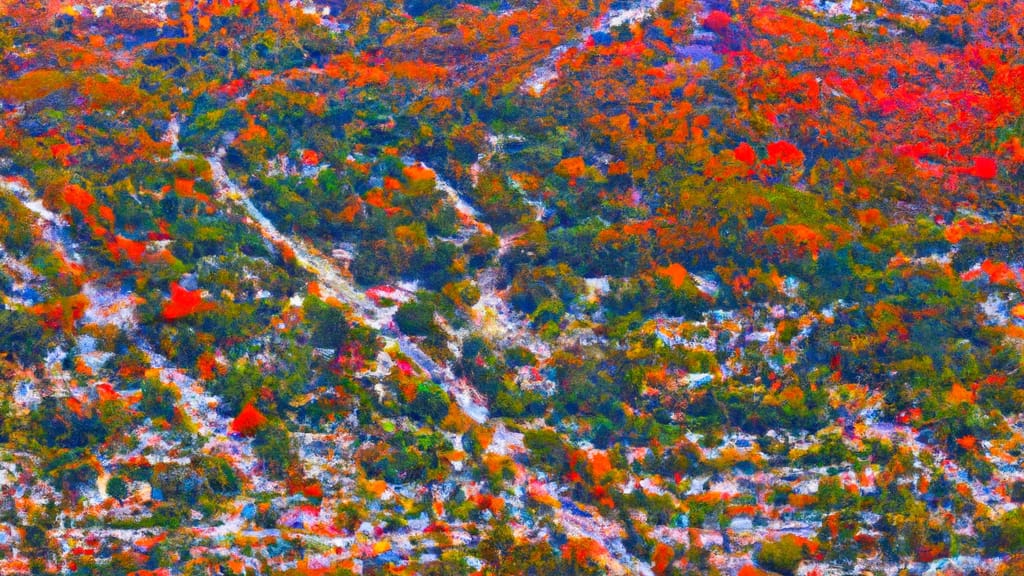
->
xmin=304 ymin=295 xmax=350 ymax=348
xmin=0 ymin=308 xmax=47 ymax=365
xmin=996 ymin=509 xmax=1024 ymax=553
xmin=394 ymin=299 xmax=436 ymax=336
xmin=410 ymin=383 xmax=450 ymax=423
xmin=106 ymin=476 xmax=129 ymax=502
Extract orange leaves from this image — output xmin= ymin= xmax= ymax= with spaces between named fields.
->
xmin=98 ymin=206 xmax=116 ymax=225
xmin=0 ymin=69 xmax=74 ymax=103
xmin=470 ymin=492 xmax=505 ymax=515
xmin=237 ymin=120 xmax=269 ymax=143
xmin=869 ymin=301 xmax=908 ymax=343
xmin=554 ymin=157 xmax=587 ymax=182
xmin=857 ymin=208 xmax=886 ymax=229
xmin=651 ymin=542 xmax=674 ymax=575
xmin=607 ymin=161 xmax=630 ymax=176
xmin=80 ymin=76 xmax=146 ymax=111
xmin=31 ymin=293 xmax=90 ymax=332
xmin=197 ymin=352 xmax=218 ymax=380
xmin=562 ymin=537 xmax=606 ymax=567
xmin=943 ymin=218 xmax=1008 ymax=244
xmin=174 ymin=178 xmax=195 ymax=197
xmin=402 ymin=164 xmax=435 ymax=182
xmin=947 ymin=383 xmax=977 ymax=406
xmin=107 ymin=235 xmax=147 ymax=265
xmin=230 ymin=403 xmax=268 ymax=436
xmin=364 ymin=189 xmax=403 ymax=217
xmin=656 ymin=263 xmax=690 ymax=290
xmin=63 ymin=184 xmax=96 ymax=214
xmin=588 ymin=450 xmax=613 ymax=481
xmin=388 ymin=61 xmax=448 ymax=85
xmin=335 ymin=196 xmax=363 ymax=224
xmin=324 ymin=54 xmax=390 ymax=87
xmin=778 ymin=385 xmax=805 ymax=406
xmin=161 ymin=282 xmax=216 ymax=321
xmin=788 ymin=493 xmax=818 ymax=508
xmin=763 ymin=224 xmax=823 ymax=260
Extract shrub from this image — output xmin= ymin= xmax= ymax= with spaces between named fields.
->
xmin=756 ymin=535 xmax=804 ymax=576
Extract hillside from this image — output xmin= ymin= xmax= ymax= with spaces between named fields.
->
xmin=0 ymin=0 xmax=1023 ymax=574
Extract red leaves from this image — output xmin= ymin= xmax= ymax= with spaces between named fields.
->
xmin=764 ymin=140 xmax=805 ymax=167
xmin=651 ymin=543 xmax=674 ymax=575
xmin=230 ymin=403 xmax=268 ymax=436
xmin=734 ymin=142 xmax=757 ymax=165
xmin=963 ymin=155 xmax=997 ymax=179
xmin=218 ymin=78 xmax=247 ymax=99
xmin=161 ymin=282 xmax=216 ymax=321
xmin=301 ymin=149 xmax=321 ymax=166
xmin=915 ymin=542 xmax=947 ymax=563
xmin=703 ymin=10 xmax=732 ymax=34
xmin=961 ymin=259 xmax=1019 ymax=287
xmin=302 ymin=482 xmax=324 ymax=500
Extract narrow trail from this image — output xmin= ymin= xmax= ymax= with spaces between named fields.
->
xmin=207 ymin=153 xmax=384 ymax=325
xmin=206 ymin=152 xmax=491 ymax=423
xmin=409 ymin=161 xmax=550 ymax=361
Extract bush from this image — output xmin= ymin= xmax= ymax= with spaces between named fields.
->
xmin=394 ymin=299 xmax=435 ymax=336
xmin=524 ymin=428 xmax=568 ymax=474
xmin=756 ymin=535 xmax=804 ymax=576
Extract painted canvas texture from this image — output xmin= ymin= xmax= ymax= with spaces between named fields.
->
xmin=0 ymin=0 xmax=1023 ymax=574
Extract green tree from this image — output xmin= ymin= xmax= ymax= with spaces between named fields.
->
xmin=106 ymin=476 xmax=129 ymax=502
xmin=410 ymin=383 xmax=450 ymax=423
xmin=394 ymin=299 xmax=436 ymax=336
